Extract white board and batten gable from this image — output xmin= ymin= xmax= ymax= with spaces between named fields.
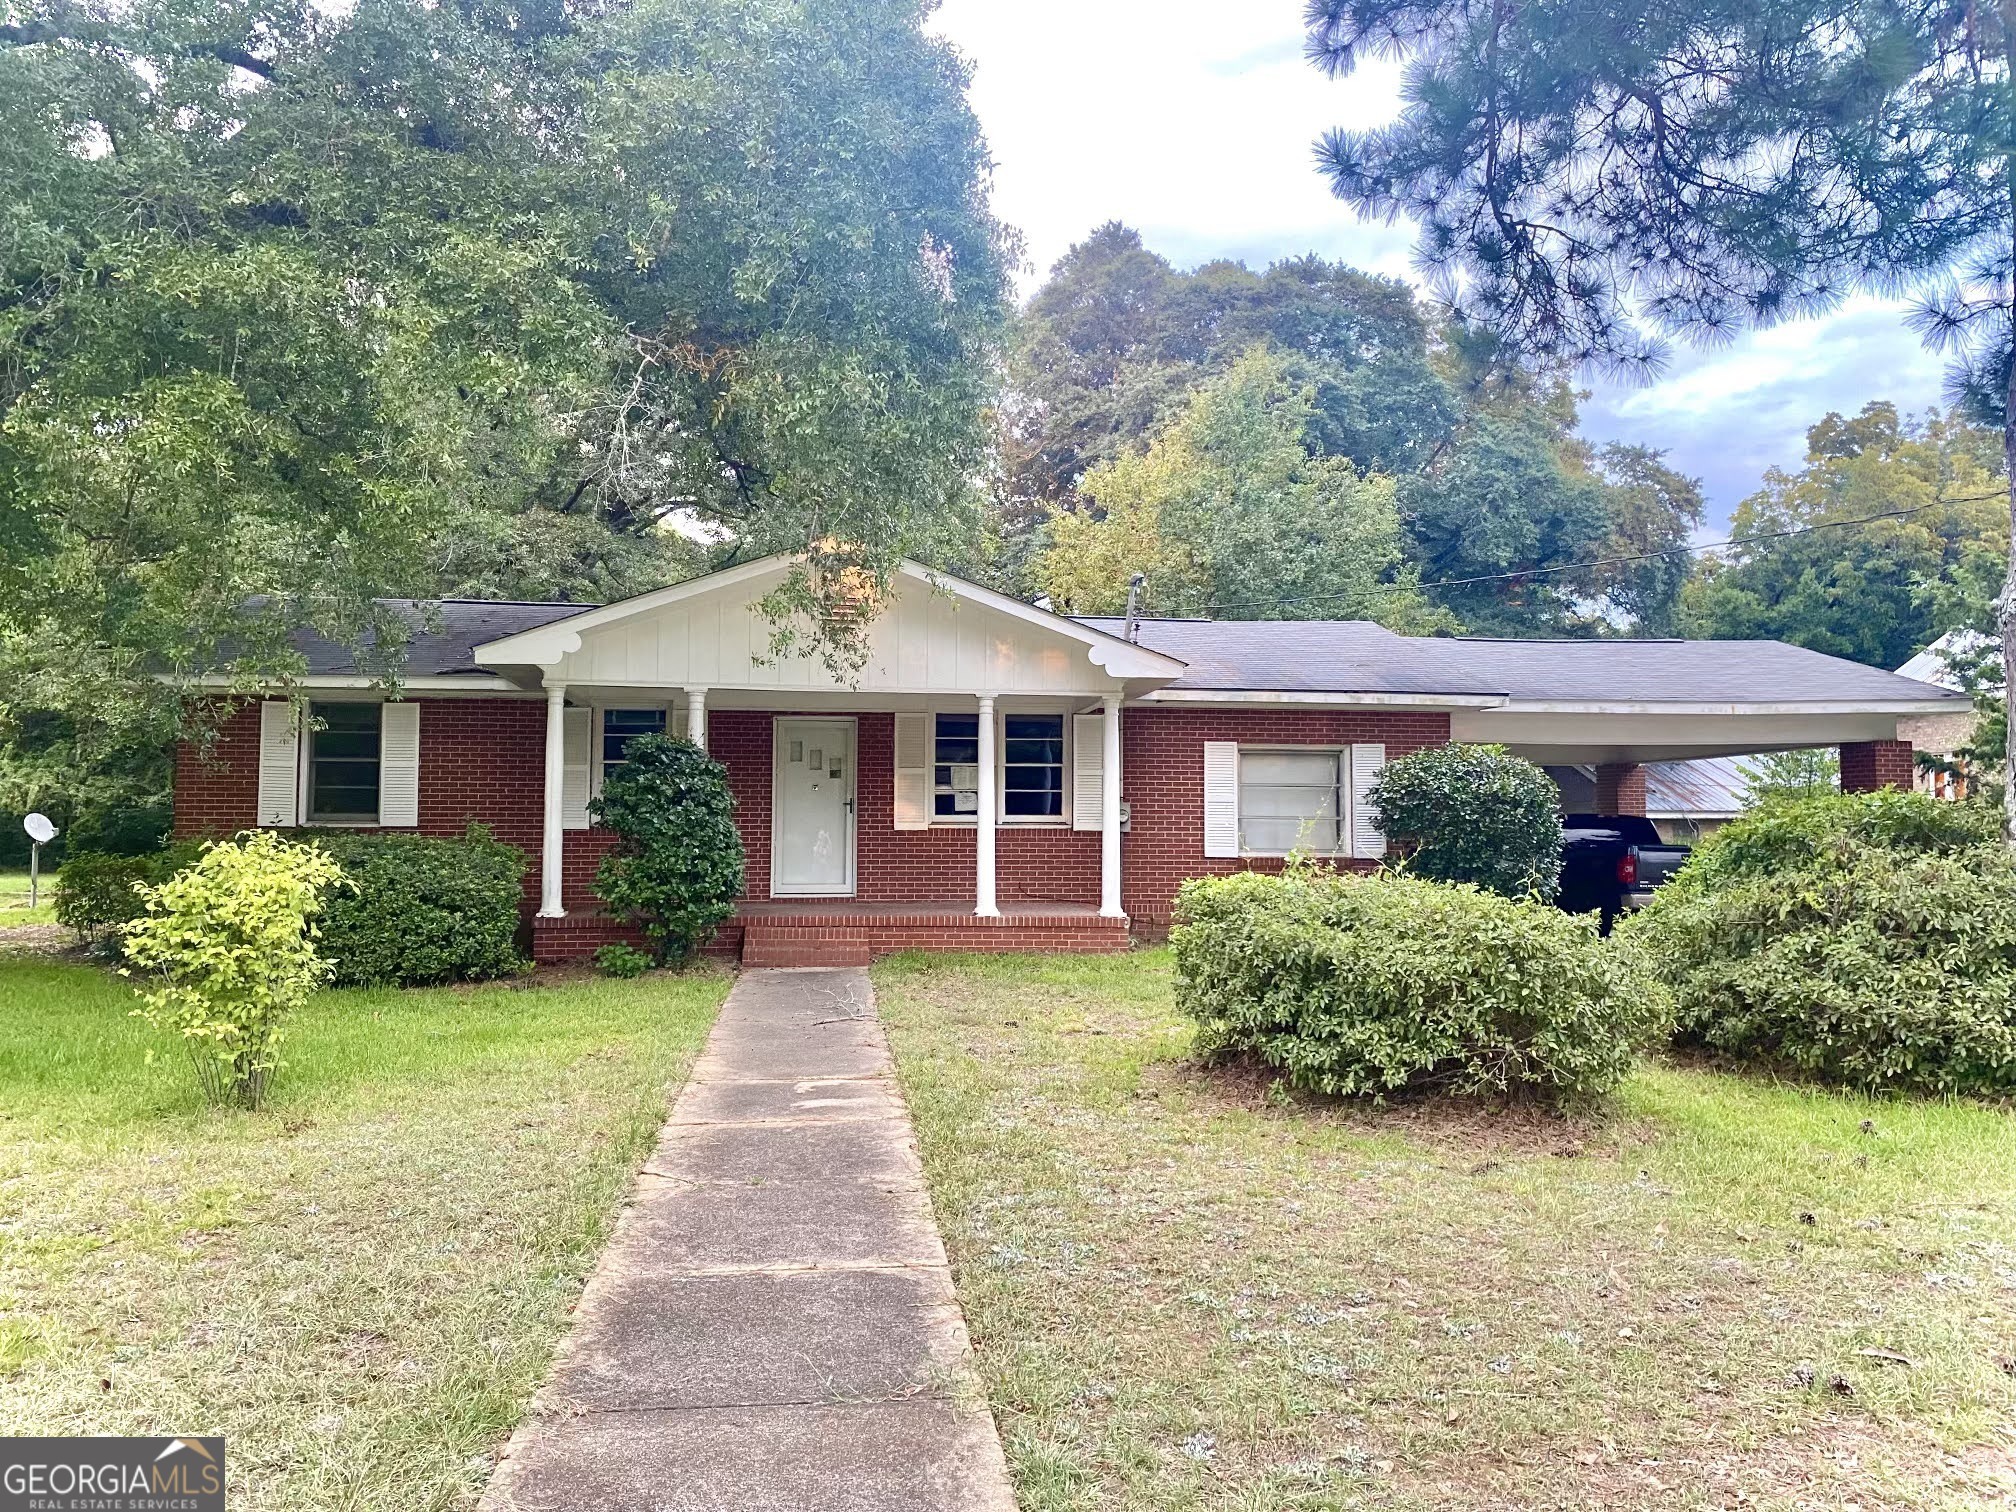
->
xmin=471 ymin=557 xmax=1184 ymax=696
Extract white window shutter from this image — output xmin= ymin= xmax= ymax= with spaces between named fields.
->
xmin=379 ymin=703 xmax=420 ymax=827
xmin=1350 ymin=743 xmax=1387 ymax=858
xmin=1202 ymin=741 xmax=1239 ymax=858
xmin=1072 ymin=712 xmax=1104 ymax=830
xmin=892 ymin=712 xmax=929 ymax=830
xmin=562 ymin=707 xmax=591 ymax=830
xmin=256 ymin=700 xmax=300 ymax=828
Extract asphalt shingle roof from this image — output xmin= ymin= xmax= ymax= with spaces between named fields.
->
xmin=301 ymin=597 xmax=1967 ymax=708
xmin=294 ymin=600 xmax=586 ymax=676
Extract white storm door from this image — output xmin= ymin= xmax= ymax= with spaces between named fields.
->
xmin=772 ymin=718 xmax=857 ymax=896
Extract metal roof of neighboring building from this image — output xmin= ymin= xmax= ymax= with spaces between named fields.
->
xmin=1643 ymin=756 xmax=1758 ymax=818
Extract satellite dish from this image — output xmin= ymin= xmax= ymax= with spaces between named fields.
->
xmin=23 ymin=813 xmax=55 ymax=844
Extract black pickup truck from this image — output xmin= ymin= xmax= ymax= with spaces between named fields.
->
xmin=1557 ymin=814 xmax=1690 ymax=930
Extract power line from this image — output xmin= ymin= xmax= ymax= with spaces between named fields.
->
xmin=1184 ymin=487 xmax=2010 ymax=618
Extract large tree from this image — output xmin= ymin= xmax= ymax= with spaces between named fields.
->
xmin=0 ymin=0 xmax=1010 ymax=832
xmin=1004 ymin=223 xmax=1699 ymax=632
xmin=1307 ymin=0 xmax=2016 ymax=829
xmin=1681 ymin=403 xmax=2006 ymax=667
xmin=1031 ymin=347 xmax=1446 ymax=629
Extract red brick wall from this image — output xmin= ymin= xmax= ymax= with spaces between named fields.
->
xmin=1594 ymin=762 xmax=1647 ymax=816
xmin=1119 ymin=707 xmax=1450 ymax=926
xmin=173 ymin=698 xmax=1451 ymax=936
xmin=1840 ymin=739 xmax=1915 ymax=793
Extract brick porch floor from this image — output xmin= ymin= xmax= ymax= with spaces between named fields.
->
xmin=532 ymin=900 xmax=1131 ymax=966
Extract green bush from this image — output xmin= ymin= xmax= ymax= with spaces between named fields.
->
xmin=55 ymin=842 xmax=205 ymax=941
xmin=1625 ymin=792 xmax=2016 ymax=1096
xmin=291 ymin=825 xmax=527 ymax=987
xmin=1368 ymin=743 xmax=1563 ymax=898
xmin=1172 ymin=867 xmax=1663 ymax=1106
xmin=594 ymin=943 xmax=654 ymax=978
xmin=591 ymin=734 xmax=744 ymax=964
xmin=122 ymin=832 xmax=348 ymax=1109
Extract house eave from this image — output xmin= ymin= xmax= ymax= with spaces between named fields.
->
xmin=1133 ymin=687 xmax=1508 ymax=709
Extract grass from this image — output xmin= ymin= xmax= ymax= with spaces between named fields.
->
xmin=875 ymin=949 xmax=2016 ymax=1512
xmin=0 ymin=866 xmax=56 ymax=927
xmin=0 ymin=955 xmax=728 ymax=1510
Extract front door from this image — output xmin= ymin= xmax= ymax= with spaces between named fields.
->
xmin=772 ymin=718 xmax=857 ymax=896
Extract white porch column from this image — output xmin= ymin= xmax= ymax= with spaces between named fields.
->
xmin=538 ymin=681 xmax=567 ymax=918
xmin=685 ymin=686 xmax=708 ymax=751
xmin=1099 ymin=694 xmax=1124 ymax=918
xmin=975 ymin=693 xmax=999 ymax=917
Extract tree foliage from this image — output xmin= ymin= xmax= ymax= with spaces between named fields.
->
xmin=1680 ymin=405 xmax=2006 ymax=668
xmin=1 ymin=0 xmax=1011 ymax=818
xmin=1002 ymin=223 xmax=1702 ymax=633
xmin=1031 ymin=348 xmax=1445 ymax=628
xmin=1305 ymin=0 xmax=2016 ymax=829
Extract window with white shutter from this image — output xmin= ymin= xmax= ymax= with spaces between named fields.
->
xmin=1072 ymin=712 xmax=1104 ymax=830
xmin=1349 ymin=743 xmax=1387 ymax=858
xmin=379 ymin=703 xmax=421 ymax=828
xmin=256 ymin=700 xmax=301 ymax=828
xmin=1201 ymin=741 xmax=1239 ymax=858
xmin=307 ymin=702 xmax=381 ymax=824
xmin=561 ymin=707 xmax=591 ymax=829
xmin=891 ymin=712 xmax=929 ymax=830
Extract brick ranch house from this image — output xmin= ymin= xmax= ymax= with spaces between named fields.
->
xmin=172 ymin=554 xmax=1967 ymax=965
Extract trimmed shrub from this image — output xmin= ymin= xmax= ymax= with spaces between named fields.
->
xmin=1172 ymin=867 xmax=1663 ymax=1105
xmin=122 ymin=832 xmax=347 ymax=1109
xmin=591 ymin=734 xmax=744 ymax=964
xmin=291 ymin=825 xmax=527 ymax=987
xmin=55 ymin=842 xmax=205 ymax=942
xmin=1625 ymin=792 xmax=2016 ymax=1096
xmin=1368 ymin=743 xmax=1563 ymax=898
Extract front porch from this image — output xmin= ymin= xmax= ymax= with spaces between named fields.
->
xmin=534 ymin=899 xmax=1131 ymax=967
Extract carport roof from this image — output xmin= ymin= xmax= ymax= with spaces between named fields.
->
xmin=1081 ymin=617 xmax=1965 ymax=708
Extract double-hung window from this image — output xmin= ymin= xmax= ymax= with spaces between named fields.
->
xmin=600 ymin=708 xmax=667 ymax=778
xmin=932 ymin=713 xmax=981 ymax=816
xmin=1238 ymin=748 xmax=1343 ymax=855
xmin=1002 ymin=714 xmax=1064 ymax=818
xmin=307 ymin=702 xmax=382 ymax=823
xmin=929 ymin=710 xmax=1069 ymax=821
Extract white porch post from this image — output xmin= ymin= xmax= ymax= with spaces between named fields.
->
xmin=538 ymin=681 xmax=567 ymax=918
xmin=685 ymin=686 xmax=708 ymax=751
xmin=975 ymin=693 xmax=999 ymax=917
xmin=1100 ymin=694 xmax=1124 ymax=918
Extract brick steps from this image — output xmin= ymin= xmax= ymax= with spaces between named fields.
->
xmin=739 ymin=929 xmax=873 ymax=968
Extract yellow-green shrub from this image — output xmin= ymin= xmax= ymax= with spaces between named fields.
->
xmin=121 ymin=832 xmax=347 ymax=1109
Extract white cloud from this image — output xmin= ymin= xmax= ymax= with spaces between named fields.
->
xmin=933 ymin=0 xmax=1951 ymax=524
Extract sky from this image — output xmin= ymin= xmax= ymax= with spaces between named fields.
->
xmin=930 ymin=0 xmax=1950 ymax=532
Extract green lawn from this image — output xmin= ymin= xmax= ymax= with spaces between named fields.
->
xmin=0 ymin=866 xmax=56 ymax=927
xmin=0 ymin=955 xmax=728 ymax=1510
xmin=876 ymin=949 xmax=2016 ymax=1512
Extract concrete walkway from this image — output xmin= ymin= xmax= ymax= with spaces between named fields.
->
xmin=481 ymin=968 xmax=1016 ymax=1512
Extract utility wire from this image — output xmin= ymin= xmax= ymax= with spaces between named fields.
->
xmin=1182 ymin=487 xmax=2011 ymax=618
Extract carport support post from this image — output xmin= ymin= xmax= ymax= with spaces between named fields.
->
xmin=1099 ymin=694 xmax=1124 ymax=918
xmin=975 ymin=694 xmax=999 ymax=917
xmin=1595 ymin=762 xmax=1647 ymax=816
xmin=1840 ymin=739 xmax=1914 ymax=793
xmin=538 ymin=681 xmax=567 ymax=919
